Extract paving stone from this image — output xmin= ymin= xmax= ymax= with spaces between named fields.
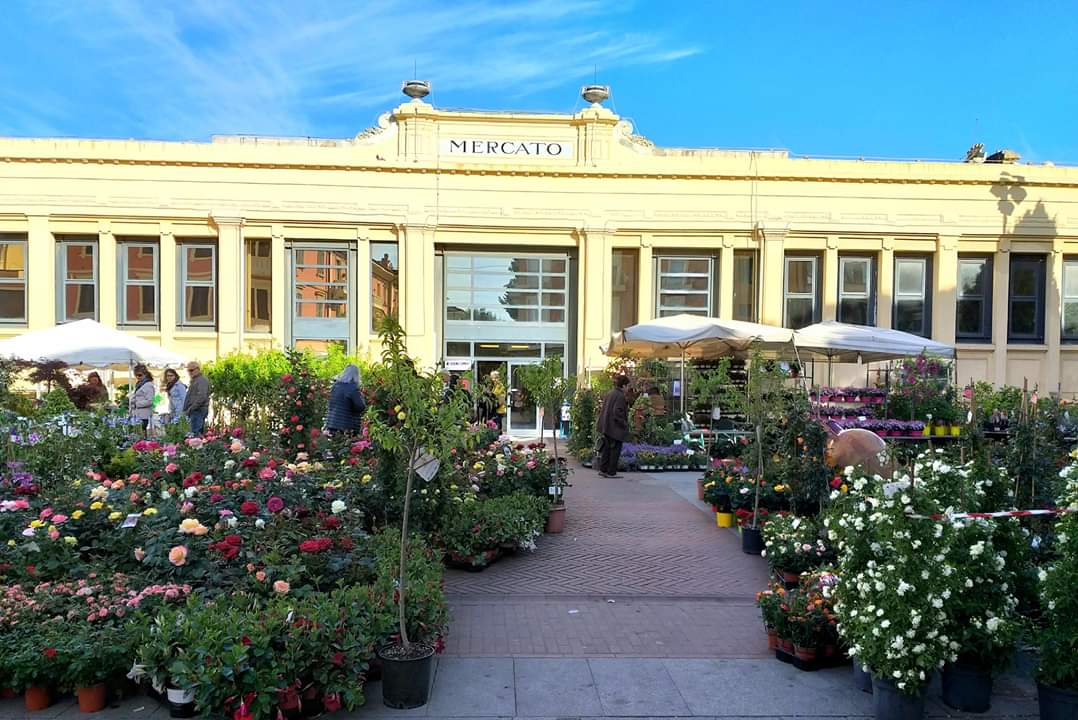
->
xmin=588 ymin=658 xmax=690 ymax=717
xmin=423 ymin=658 xmax=515 ymax=717
xmin=665 ymin=659 xmax=874 ymax=717
xmin=513 ymin=658 xmax=603 ymax=717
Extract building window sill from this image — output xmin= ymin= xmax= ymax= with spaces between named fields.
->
xmin=955 ymin=343 xmax=995 ymax=351
xmin=1006 ymin=344 xmax=1048 ymax=351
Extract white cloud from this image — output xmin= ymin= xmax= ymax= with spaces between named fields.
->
xmin=6 ymin=0 xmax=698 ymax=140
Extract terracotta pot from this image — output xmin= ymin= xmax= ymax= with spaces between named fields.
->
xmin=545 ymin=505 xmax=566 ymax=533
xmin=822 ymin=643 xmax=838 ymax=658
xmin=779 ymin=637 xmax=794 ymax=654
xmin=24 ymin=686 xmax=51 ymax=712
xmin=77 ymin=684 xmax=108 ymax=713
xmin=794 ymin=645 xmax=817 ymax=662
xmin=781 ymin=570 xmax=800 ymax=584
xmin=766 ymin=630 xmax=778 ymax=651
xmin=0 ymin=688 xmax=16 ymax=699
xmin=696 ymin=479 xmax=706 ymax=500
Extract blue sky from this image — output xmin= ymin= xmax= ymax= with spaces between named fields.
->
xmin=2 ymin=1 xmax=1076 ymax=163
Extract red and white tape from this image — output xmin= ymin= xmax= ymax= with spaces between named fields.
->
xmin=909 ymin=508 xmax=1077 ymax=521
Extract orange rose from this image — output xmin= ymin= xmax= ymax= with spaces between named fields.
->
xmin=168 ymin=545 xmax=188 ymax=566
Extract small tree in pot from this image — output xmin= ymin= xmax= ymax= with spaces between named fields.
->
xmin=366 ymin=319 xmax=469 ymax=709
xmin=519 ymin=357 xmax=574 ymax=530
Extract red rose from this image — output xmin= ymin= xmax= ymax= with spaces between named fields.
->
xmin=298 ymin=537 xmax=333 ymax=554
xmin=323 ymin=693 xmax=341 ymax=712
xmin=322 ymin=516 xmax=341 ymax=530
xmin=337 ymin=537 xmax=353 ymax=550
xmin=240 ymin=501 xmax=259 ymax=516
xmin=281 ymin=374 xmax=293 ymax=383
xmin=225 ymin=534 xmax=243 ymax=547
xmin=290 ymin=415 xmax=299 ymax=423
xmin=267 ymin=497 xmax=285 ymax=513
xmin=241 ymin=636 xmax=252 ymax=646
xmin=331 ymin=651 xmax=344 ymax=666
xmin=43 ymin=647 xmax=57 ymax=658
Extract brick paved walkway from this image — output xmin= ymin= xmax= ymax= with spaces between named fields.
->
xmin=443 ymin=464 xmax=771 ymax=657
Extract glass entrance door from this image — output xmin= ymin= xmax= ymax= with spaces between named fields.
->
xmin=508 ymin=362 xmax=539 ymax=436
xmin=290 ymin=245 xmax=353 ymax=352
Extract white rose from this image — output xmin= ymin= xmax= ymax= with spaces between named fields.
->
xmin=226 ymin=516 xmax=238 ymax=528
xmin=331 ymin=500 xmax=346 ymax=515
xmin=255 ymin=519 xmax=265 ymax=529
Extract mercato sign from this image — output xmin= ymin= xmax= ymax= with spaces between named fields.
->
xmin=441 ymin=139 xmax=573 ymax=158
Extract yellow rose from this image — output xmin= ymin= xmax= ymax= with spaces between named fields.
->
xmin=72 ymin=479 xmax=82 ymax=487
xmin=108 ymin=512 xmax=123 ymax=521
xmin=63 ymin=536 xmax=77 ymax=546
xmin=142 ymin=507 xmax=158 ymax=516
xmin=47 ymin=525 xmax=57 ymax=534
xmin=90 ymin=502 xmax=104 ymax=511
xmin=361 ymin=474 xmax=372 ymax=484
xmin=397 ymin=411 xmax=406 ymax=421
xmin=773 ymin=484 xmax=785 ymax=493
xmin=29 ymin=519 xmax=45 ymax=529
xmin=840 ymin=483 xmax=849 ymax=493
xmin=71 ymin=510 xmax=85 ymax=520
xmin=6 ymin=540 xmax=15 ymax=547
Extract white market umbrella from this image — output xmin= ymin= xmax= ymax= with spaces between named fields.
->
xmin=604 ymin=314 xmax=795 ymax=415
xmin=0 ymin=319 xmax=187 ymax=369
xmin=793 ymin=321 xmax=954 ymax=385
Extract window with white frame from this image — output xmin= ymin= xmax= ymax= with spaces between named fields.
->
xmin=893 ymin=256 xmax=931 ymax=337
xmin=783 ymin=255 xmax=819 ymax=329
xmin=119 ymin=242 xmax=158 ymax=326
xmin=1063 ymin=259 xmax=1078 ymax=343
xmin=56 ymin=237 xmax=98 ymax=323
xmin=179 ymin=243 xmax=216 ymax=327
xmin=0 ymin=236 xmax=26 ymax=324
xmin=655 ymin=256 xmax=714 ymax=317
xmin=837 ymin=255 xmax=875 ymax=326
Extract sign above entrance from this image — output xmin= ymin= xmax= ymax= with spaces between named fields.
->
xmin=444 ymin=358 xmax=472 ymax=371
xmin=440 ymin=138 xmax=574 ymax=158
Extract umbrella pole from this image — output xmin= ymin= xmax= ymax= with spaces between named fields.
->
xmin=680 ymin=349 xmax=686 ymax=419
xmin=828 ymin=356 xmax=833 ymax=387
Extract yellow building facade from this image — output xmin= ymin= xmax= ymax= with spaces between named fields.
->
xmin=2 ymin=90 xmax=1078 ymax=431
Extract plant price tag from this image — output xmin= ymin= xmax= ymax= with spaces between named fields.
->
xmin=122 ymin=513 xmax=141 ymax=528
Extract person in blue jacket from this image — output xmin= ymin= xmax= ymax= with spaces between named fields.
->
xmin=325 ymin=364 xmax=367 ymax=435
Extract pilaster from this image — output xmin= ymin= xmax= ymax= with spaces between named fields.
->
xmin=1045 ymin=240 xmax=1064 ymax=393
xmin=26 ymin=215 xmax=53 ymax=329
xmin=271 ymin=225 xmax=286 ymax=345
xmin=719 ymin=239 xmax=734 ymax=320
xmin=581 ymin=226 xmax=612 ymax=369
xmin=97 ymin=221 xmax=116 ymax=327
xmin=159 ymin=223 xmax=176 ymax=346
xmin=992 ymin=243 xmax=1011 ymax=385
xmin=637 ymin=241 xmax=653 ymax=324
xmin=758 ymin=225 xmax=787 ymax=327
xmin=355 ymin=227 xmax=372 ymax=347
xmin=822 ymin=238 xmax=839 ymax=322
xmin=211 ymin=214 xmax=244 ymax=356
xmin=933 ymin=235 xmax=959 ymax=346
xmin=400 ymin=223 xmax=436 ymax=366
xmin=879 ymin=240 xmax=894 ymax=329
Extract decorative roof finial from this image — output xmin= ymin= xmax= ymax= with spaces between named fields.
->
xmin=402 ymin=80 xmax=430 ymax=101
xmin=581 ymin=85 xmax=610 ymax=106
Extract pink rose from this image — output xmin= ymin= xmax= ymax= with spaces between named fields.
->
xmin=255 ymin=571 xmax=266 ymax=582
xmin=40 ymin=508 xmax=54 ymax=520
xmin=134 ymin=548 xmax=146 ymax=562
xmin=266 ymin=497 xmax=285 ymax=513
xmin=165 ymin=463 xmax=179 ymax=473
xmin=273 ymin=580 xmax=290 ymax=594
xmin=51 ymin=514 xmax=68 ymax=524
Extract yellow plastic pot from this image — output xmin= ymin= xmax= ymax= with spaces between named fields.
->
xmin=716 ymin=511 xmax=735 ymax=528
xmin=950 ymin=425 xmax=961 ymax=436
xmin=933 ymin=425 xmax=947 ymax=437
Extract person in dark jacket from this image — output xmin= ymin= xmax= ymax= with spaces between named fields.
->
xmin=325 ymin=364 xmax=367 ymax=435
xmin=597 ymin=374 xmax=630 ymax=477
xmin=183 ymin=361 xmax=211 ymax=436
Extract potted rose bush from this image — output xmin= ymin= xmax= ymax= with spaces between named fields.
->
xmin=761 ymin=514 xmax=832 ymax=584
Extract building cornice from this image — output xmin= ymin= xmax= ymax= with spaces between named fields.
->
xmin=3 ymin=154 xmax=1078 ymax=189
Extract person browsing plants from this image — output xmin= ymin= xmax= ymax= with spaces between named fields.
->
xmin=597 ymin=374 xmax=630 ymax=477
xmin=182 ymin=360 xmax=210 ymax=436
xmin=325 ymin=363 xmax=367 ymax=436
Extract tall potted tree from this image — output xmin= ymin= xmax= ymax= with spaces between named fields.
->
xmin=366 ymin=319 xmax=469 ymax=709
xmin=734 ymin=349 xmax=785 ymax=555
xmin=519 ymin=357 xmax=575 ymax=532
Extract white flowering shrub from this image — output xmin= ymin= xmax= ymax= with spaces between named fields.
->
xmin=1037 ymin=472 xmax=1078 ymax=691
xmin=943 ymin=519 xmax=1022 ymax=673
xmin=829 ymin=475 xmax=956 ymax=694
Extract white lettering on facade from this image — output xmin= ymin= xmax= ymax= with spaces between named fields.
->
xmin=440 ymin=139 xmax=572 ymax=158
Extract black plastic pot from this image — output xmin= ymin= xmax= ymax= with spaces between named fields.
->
xmin=872 ymin=675 xmax=925 ymax=720
xmin=852 ymin=657 xmax=873 ymax=694
xmin=1038 ymin=682 xmax=1078 ymax=720
xmin=379 ymin=642 xmax=435 ymax=709
xmin=741 ymin=526 xmax=764 ymax=555
xmin=165 ymin=687 xmax=197 ymax=719
xmin=942 ymin=661 xmax=993 ymax=713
